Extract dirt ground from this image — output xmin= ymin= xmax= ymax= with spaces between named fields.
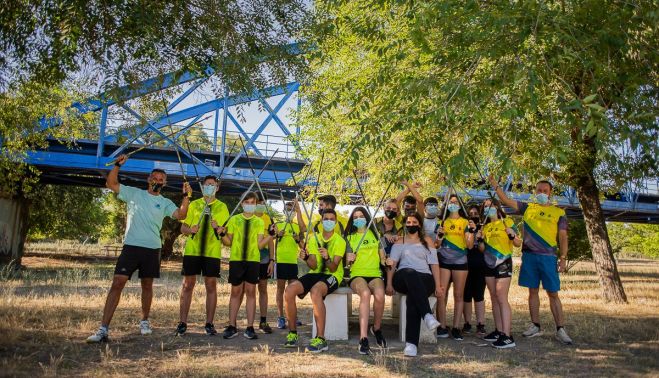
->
xmin=0 ymin=254 xmax=658 ymax=377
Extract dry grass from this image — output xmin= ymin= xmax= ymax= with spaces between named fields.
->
xmin=0 ymin=254 xmax=658 ymax=377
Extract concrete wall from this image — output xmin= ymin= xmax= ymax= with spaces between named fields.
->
xmin=0 ymin=196 xmax=28 ymax=265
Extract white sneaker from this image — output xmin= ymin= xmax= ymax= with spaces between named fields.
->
xmin=403 ymin=342 xmax=418 ymax=357
xmin=86 ymin=326 xmax=109 ymax=343
xmin=423 ymin=314 xmax=441 ymax=332
xmin=139 ymin=320 xmax=153 ymax=335
xmin=522 ymin=323 xmax=543 ymax=338
xmin=555 ymin=327 xmax=573 ymax=345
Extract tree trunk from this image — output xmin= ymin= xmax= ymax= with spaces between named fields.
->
xmin=160 ymin=220 xmax=181 ymax=260
xmin=574 ymin=174 xmax=628 ymax=303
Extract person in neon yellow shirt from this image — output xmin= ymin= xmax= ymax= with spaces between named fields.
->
xmin=176 ymin=175 xmax=229 ymax=337
xmin=274 ymin=200 xmax=307 ymax=329
xmin=283 ymin=209 xmax=346 ymax=353
xmin=218 ymin=192 xmax=276 ymax=340
xmin=476 ymin=198 xmax=521 ymax=349
xmin=345 ymin=206 xmax=388 ymax=354
xmin=254 ymin=194 xmax=275 ymax=334
xmin=436 ymin=194 xmax=476 ymax=340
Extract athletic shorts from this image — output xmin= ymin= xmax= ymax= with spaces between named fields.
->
xmin=228 ymin=261 xmax=260 ymax=286
xmin=114 ymin=245 xmax=160 ymax=279
xmin=519 ymin=252 xmax=560 ymax=292
xmin=485 ymin=258 xmax=513 ymax=280
xmin=464 ymin=265 xmax=486 ymax=302
xmin=440 ymin=262 xmax=469 ymax=271
xmin=259 ymin=262 xmax=272 ymax=280
xmin=349 ymin=276 xmax=383 ymax=286
xmin=275 ymin=263 xmax=298 ymax=280
xmin=297 ymin=273 xmax=339 ymax=299
xmin=181 ymin=255 xmax=221 ymax=278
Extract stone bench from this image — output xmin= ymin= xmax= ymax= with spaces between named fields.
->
xmin=396 ymin=293 xmax=438 ymax=344
xmin=311 ymin=286 xmax=353 ymax=340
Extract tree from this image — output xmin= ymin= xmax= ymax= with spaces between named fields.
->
xmin=608 ymin=222 xmax=659 ymax=259
xmin=298 ymin=1 xmax=658 ymax=303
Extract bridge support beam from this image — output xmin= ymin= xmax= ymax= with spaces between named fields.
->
xmin=0 ymin=195 xmax=30 ymax=266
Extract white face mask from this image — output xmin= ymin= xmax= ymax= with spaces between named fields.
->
xmin=202 ymin=184 xmax=216 ymax=197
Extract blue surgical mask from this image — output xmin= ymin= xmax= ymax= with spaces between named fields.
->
xmin=322 ymin=220 xmax=336 ymax=232
xmin=202 ymin=184 xmax=216 ymax=197
xmin=448 ymin=204 xmax=460 ymax=213
xmin=353 ymin=218 xmax=367 ymax=228
xmin=242 ymin=204 xmax=256 ymax=213
xmin=485 ymin=207 xmax=498 ymax=218
xmin=536 ymin=193 xmax=549 ymax=204
xmin=255 ymin=204 xmax=266 ymax=214
xmin=426 ymin=205 xmax=439 ymax=217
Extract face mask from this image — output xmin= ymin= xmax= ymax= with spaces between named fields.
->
xmin=255 ymin=204 xmax=266 ymax=214
xmin=318 ymin=208 xmax=325 ymax=216
xmin=242 ymin=204 xmax=256 ymax=213
xmin=384 ymin=210 xmax=398 ymax=219
xmin=536 ymin=193 xmax=549 ymax=204
xmin=406 ymin=225 xmax=420 ymax=234
xmin=150 ymin=182 xmax=163 ymax=192
xmin=448 ymin=204 xmax=460 ymax=213
xmin=353 ymin=217 xmax=367 ymax=228
xmin=322 ymin=220 xmax=336 ymax=232
xmin=202 ymin=184 xmax=216 ymax=197
xmin=485 ymin=207 xmax=498 ymax=218
xmin=426 ymin=205 xmax=439 ymax=217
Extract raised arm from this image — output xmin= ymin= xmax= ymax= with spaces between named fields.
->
xmin=407 ymin=181 xmax=425 ymax=215
xmin=172 ymin=182 xmax=192 ymax=220
xmin=294 ymin=200 xmax=307 ymax=234
xmin=488 ymin=174 xmax=518 ymax=211
xmin=105 ymin=154 xmax=127 ymax=193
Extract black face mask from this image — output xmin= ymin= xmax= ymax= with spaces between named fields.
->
xmin=406 ymin=225 xmax=420 ymax=234
xmin=318 ymin=208 xmax=325 ymax=216
xmin=150 ymin=182 xmax=164 ymax=192
xmin=384 ymin=210 xmax=398 ymax=220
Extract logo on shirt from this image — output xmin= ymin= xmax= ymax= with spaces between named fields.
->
xmin=155 ymin=204 xmax=161 ymax=209
xmin=450 ymin=225 xmax=456 ymax=230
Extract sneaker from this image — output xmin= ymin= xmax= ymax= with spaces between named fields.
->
xmin=462 ymin=322 xmax=472 ymax=334
xmin=277 ymin=316 xmax=287 ymax=329
xmin=403 ymin=342 xmax=417 ymax=357
xmin=451 ymin=327 xmax=464 ymax=341
xmin=139 ymin=320 xmax=152 ymax=335
xmin=259 ymin=321 xmax=273 ymax=334
xmin=204 ymin=323 xmax=217 ymax=336
xmin=483 ymin=330 xmax=501 ymax=342
xmin=370 ymin=326 xmax=387 ymax=348
xmin=86 ymin=326 xmax=109 ymax=343
xmin=284 ymin=332 xmax=299 ymax=347
xmin=175 ymin=322 xmax=187 ymax=336
xmin=476 ymin=323 xmax=487 ymax=336
xmin=555 ymin=327 xmax=573 ymax=345
xmin=222 ymin=325 xmax=238 ymax=339
xmin=523 ymin=324 xmax=543 ymax=338
xmin=436 ymin=326 xmax=449 ymax=338
xmin=493 ymin=334 xmax=516 ymax=349
xmin=358 ymin=337 xmax=371 ymax=355
xmin=423 ymin=314 xmax=441 ymax=332
xmin=306 ymin=337 xmax=329 ymax=353
xmin=244 ymin=326 xmax=258 ymax=340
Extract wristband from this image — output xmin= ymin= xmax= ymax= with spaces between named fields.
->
xmin=219 ymin=232 xmax=226 ymax=237
xmin=507 ymin=233 xmax=516 ymax=240
xmin=114 ymin=161 xmax=122 ymax=167
xmin=303 ymin=254 xmax=310 ymax=261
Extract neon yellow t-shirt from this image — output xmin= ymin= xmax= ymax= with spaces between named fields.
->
xmin=275 ymin=221 xmax=300 ymax=264
xmin=483 ymin=218 xmax=517 ymax=266
xmin=182 ymin=198 xmax=229 ymax=258
xmin=307 ymin=232 xmax=346 ymax=282
xmin=227 ymin=214 xmax=265 ymax=262
xmin=346 ymin=230 xmax=382 ymax=278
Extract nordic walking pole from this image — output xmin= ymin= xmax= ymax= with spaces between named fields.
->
xmin=351 ymin=170 xmax=387 ymax=250
xmin=303 ymin=152 xmax=325 ymax=265
xmin=238 ymin=138 xmax=275 ymax=226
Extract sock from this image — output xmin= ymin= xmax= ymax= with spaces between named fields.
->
xmin=533 ymin=322 xmax=541 ymax=329
xmin=557 ymin=326 xmax=563 ymax=331
xmin=260 ymin=316 xmax=266 ymax=323
xmin=289 ymin=330 xmax=297 ymax=334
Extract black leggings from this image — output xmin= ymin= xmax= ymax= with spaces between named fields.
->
xmin=393 ymin=268 xmax=435 ymax=346
xmin=464 ymin=264 xmax=486 ymax=302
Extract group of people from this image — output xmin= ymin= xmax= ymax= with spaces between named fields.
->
xmin=86 ymin=154 xmax=573 ymax=357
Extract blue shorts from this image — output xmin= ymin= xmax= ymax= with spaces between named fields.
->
xmin=518 ymin=252 xmax=560 ymax=292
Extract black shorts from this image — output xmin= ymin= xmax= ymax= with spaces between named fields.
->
xmin=440 ymin=263 xmax=469 ymax=271
xmin=485 ymin=258 xmax=513 ymax=279
xmin=464 ymin=265 xmax=486 ymax=302
xmin=296 ymin=273 xmax=339 ymax=299
xmin=259 ymin=262 xmax=272 ymax=280
xmin=228 ymin=261 xmax=260 ymax=286
xmin=275 ymin=263 xmax=298 ymax=280
xmin=349 ymin=276 xmax=383 ymax=286
xmin=114 ymin=245 xmax=160 ymax=279
xmin=181 ymin=255 xmax=221 ymax=278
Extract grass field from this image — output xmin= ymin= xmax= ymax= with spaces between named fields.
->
xmin=0 ymin=253 xmax=658 ymax=377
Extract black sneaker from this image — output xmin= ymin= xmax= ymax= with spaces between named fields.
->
xmin=476 ymin=323 xmax=487 ymax=336
xmin=244 ymin=326 xmax=258 ymax=340
xmin=451 ymin=327 xmax=464 ymax=341
xmin=493 ymin=334 xmax=516 ymax=349
xmin=259 ymin=321 xmax=273 ymax=334
xmin=222 ymin=325 xmax=238 ymax=339
xmin=462 ymin=322 xmax=472 ymax=334
xmin=358 ymin=337 xmax=371 ymax=355
xmin=175 ymin=322 xmax=187 ymax=336
xmin=204 ymin=323 xmax=217 ymax=336
xmin=437 ymin=326 xmax=450 ymax=338
xmin=370 ymin=326 xmax=387 ymax=348
xmin=483 ymin=330 xmax=500 ymax=342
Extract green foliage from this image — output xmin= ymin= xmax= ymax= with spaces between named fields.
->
xmin=100 ymin=191 xmax=127 ymax=244
xmin=565 ymin=219 xmax=596 ymax=271
xmin=608 ymin=222 xmax=659 ymax=259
